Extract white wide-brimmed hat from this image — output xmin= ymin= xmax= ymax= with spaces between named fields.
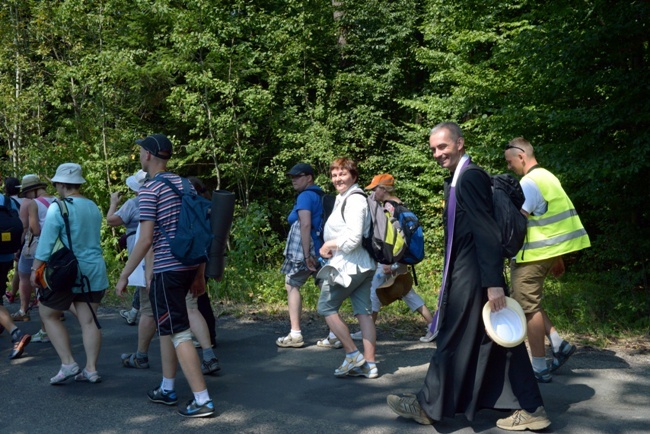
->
xmin=49 ymin=163 xmax=86 ymax=184
xmin=126 ymin=169 xmax=147 ymax=192
xmin=316 ymin=264 xmax=352 ymax=288
xmin=482 ymin=297 xmax=527 ymax=348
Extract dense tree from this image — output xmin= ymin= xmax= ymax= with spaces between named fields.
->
xmin=0 ymin=0 xmax=647 ymax=309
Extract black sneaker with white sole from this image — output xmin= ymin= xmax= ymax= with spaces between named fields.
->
xmin=178 ymin=399 xmax=215 ymax=418
xmin=147 ymin=386 xmax=178 ymax=405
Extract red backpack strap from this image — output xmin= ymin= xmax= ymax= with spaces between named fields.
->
xmin=35 ymin=196 xmax=52 ymax=208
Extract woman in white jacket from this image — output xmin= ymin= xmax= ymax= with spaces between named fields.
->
xmin=317 ymin=158 xmax=377 ymax=379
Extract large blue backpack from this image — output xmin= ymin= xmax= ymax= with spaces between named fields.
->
xmin=387 ymin=200 xmax=425 ymax=265
xmin=155 ymin=176 xmax=213 ymax=265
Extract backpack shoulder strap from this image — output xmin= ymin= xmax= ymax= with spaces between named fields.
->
xmin=341 ymin=190 xmax=367 ymax=222
xmin=10 ymin=196 xmax=20 ymax=211
xmin=154 ymin=174 xmax=184 ymax=197
xmin=35 ymin=196 xmax=52 ymax=208
xmin=55 ymin=198 xmax=75 ymax=254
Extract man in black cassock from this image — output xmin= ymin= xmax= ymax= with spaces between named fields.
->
xmin=387 ymin=122 xmax=551 ymax=431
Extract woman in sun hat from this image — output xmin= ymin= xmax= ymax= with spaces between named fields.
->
xmin=107 ymin=169 xmax=147 ymax=325
xmin=30 ymin=163 xmax=109 ymax=385
xmin=11 ymin=174 xmax=50 ymax=322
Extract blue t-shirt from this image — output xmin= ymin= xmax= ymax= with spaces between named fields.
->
xmin=288 ymin=186 xmax=324 ymax=254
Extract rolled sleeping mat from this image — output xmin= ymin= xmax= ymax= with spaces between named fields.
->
xmin=206 ymin=190 xmax=236 ymax=280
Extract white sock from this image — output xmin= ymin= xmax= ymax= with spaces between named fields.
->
xmin=161 ymin=377 xmax=175 ymax=392
xmin=193 ymin=389 xmax=211 ymax=406
xmin=548 ymin=331 xmax=563 ymax=352
xmin=328 ymin=331 xmax=337 ymax=339
xmin=346 ymin=349 xmax=360 ymax=358
xmin=532 ymin=357 xmax=547 ymax=372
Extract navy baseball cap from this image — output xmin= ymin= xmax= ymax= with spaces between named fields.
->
xmin=286 ymin=163 xmax=314 ymax=177
xmin=136 ymin=134 xmax=173 ymax=160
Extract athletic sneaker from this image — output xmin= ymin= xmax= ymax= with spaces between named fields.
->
xmin=419 ymin=327 xmax=437 ymax=343
xmin=121 ymin=353 xmax=150 ymax=369
xmin=350 ymin=331 xmax=363 ymax=341
xmin=147 ymin=387 xmax=178 ymax=405
xmin=496 ymin=406 xmax=551 ymax=431
xmin=386 ymin=394 xmax=433 ymax=425
xmin=32 ymin=329 xmax=50 ymax=343
xmin=119 ymin=309 xmax=137 ymax=325
xmin=201 ymin=357 xmax=221 ymax=375
xmin=551 ymin=340 xmax=576 ymax=373
xmin=178 ymin=399 xmax=215 ymax=418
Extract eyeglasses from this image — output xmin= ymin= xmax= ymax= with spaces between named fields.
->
xmin=505 ymin=144 xmax=525 ymax=153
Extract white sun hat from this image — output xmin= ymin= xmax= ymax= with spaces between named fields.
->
xmin=482 ymin=297 xmax=527 ymax=348
xmin=126 ymin=169 xmax=147 ymax=192
xmin=316 ymin=264 xmax=352 ymax=288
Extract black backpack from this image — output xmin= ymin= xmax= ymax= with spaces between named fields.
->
xmin=0 ymin=194 xmax=23 ymax=254
xmin=459 ymin=166 xmax=527 ymax=258
xmin=40 ymin=199 xmax=101 ymax=328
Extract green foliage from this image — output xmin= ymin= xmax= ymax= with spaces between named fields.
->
xmin=0 ymin=0 xmax=648 ymax=338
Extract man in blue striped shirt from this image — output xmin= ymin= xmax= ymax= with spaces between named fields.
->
xmin=116 ymin=134 xmax=214 ymax=418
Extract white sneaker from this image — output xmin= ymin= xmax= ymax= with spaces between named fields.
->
xmin=32 ymin=329 xmax=50 ymax=343
xmin=350 ymin=331 xmax=363 ymax=341
xmin=419 ymin=327 xmax=437 ymax=343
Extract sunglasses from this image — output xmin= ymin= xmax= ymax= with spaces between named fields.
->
xmin=505 ymin=144 xmax=525 ymax=153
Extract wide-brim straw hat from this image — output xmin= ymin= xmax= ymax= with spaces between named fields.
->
xmin=18 ymin=174 xmax=48 ymax=197
xmin=482 ymin=297 xmax=527 ymax=348
xmin=376 ymin=272 xmax=413 ymax=306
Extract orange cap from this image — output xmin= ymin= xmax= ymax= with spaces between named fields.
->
xmin=365 ymin=174 xmax=395 ymax=190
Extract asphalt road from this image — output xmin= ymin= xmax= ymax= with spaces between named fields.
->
xmin=2 ymin=303 xmax=649 ymax=433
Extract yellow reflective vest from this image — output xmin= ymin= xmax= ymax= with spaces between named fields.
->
xmin=516 ymin=168 xmax=590 ymax=262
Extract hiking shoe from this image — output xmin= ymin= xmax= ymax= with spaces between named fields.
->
xmin=32 ymin=329 xmax=50 ymax=343
xmin=348 ymin=362 xmax=379 ymax=379
xmin=350 ymin=331 xmax=363 ymax=341
xmin=276 ymin=333 xmax=304 ymax=348
xmin=334 ymin=351 xmax=365 ymax=377
xmin=178 ymin=399 xmax=215 ymax=418
xmin=51 ymin=363 xmax=81 ymax=385
xmin=201 ymin=357 xmax=221 ymax=375
xmin=551 ymin=340 xmax=576 ymax=373
xmin=496 ymin=406 xmax=551 ymax=431
xmin=534 ymin=368 xmax=552 ymax=383
xmin=10 ymin=310 xmax=29 ymax=322
xmin=119 ymin=309 xmax=137 ymax=325
xmin=147 ymin=387 xmax=178 ymax=406
xmin=316 ymin=336 xmax=343 ymax=349
xmin=121 ymin=353 xmax=150 ymax=369
xmin=9 ymin=334 xmax=31 ymax=359
xmin=386 ymin=394 xmax=433 ymax=425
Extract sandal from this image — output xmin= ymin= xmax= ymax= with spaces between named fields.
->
xmin=334 ymin=351 xmax=365 ymax=377
xmin=316 ymin=336 xmax=343 ymax=349
xmin=121 ymin=353 xmax=150 ymax=369
xmin=50 ymin=363 xmax=80 ymax=385
xmin=75 ymin=368 xmax=102 ymax=383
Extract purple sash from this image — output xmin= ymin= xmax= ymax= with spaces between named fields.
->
xmin=429 ymin=156 xmax=471 ymax=335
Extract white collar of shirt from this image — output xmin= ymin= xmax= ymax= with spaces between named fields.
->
xmin=450 ymin=154 xmax=471 ymax=187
